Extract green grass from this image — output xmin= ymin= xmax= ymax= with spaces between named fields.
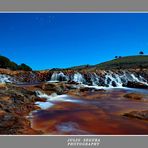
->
xmin=64 ymin=55 xmax=148 ymax=72
xmin=95 ymin=55 xmax=148 ymax=70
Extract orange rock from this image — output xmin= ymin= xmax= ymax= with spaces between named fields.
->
xmin=0 ymin=83 xmax=7 ymax=89
xmin=124 ymin=93 xmax=143 ymax=100
xmin=34 ymin=97 xmax=46 ymax=102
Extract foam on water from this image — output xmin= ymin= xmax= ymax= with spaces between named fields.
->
xmin=35 ymin=101 xmax=54 ymax=110
xmin=48 ymin=80 xmax=59 ymax=83
xmin=81 ymin=84 xmax=109 ymax=90
xmin=35 ymin=91 xmax=73 ymax=102
xmin=81 ymin=83 xmax=124 ymax=90
xmin=35 ymin=91 xmax=81 ymax=109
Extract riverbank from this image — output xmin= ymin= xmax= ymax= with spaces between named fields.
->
xmin=0 ymin=83 xmax=43 ymax=134
xmin=0 ymin=81 xmax=147 ymax=135
xmin=0 ymin=68 xmax=148 ymax=135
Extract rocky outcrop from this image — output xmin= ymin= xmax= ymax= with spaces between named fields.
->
xmin=14 ymin=71 xmax=52 ymax=83
xmin=123 ymin=110 xmax=148 ymax=120
xmin=0 ymin=112 xmax=42 ymax=135
xmin=0 ymin=68 xmax=52 ymax=84
xmin=124 ymin=81 xmax=148 ymax=89
xmin=48 ymin=69 xmax=148 ymax=88
xmin=0 ymin=68 xmax=148 ymax=89
xmin=0 ymin=84 xmax=42 ymax=134
xmin=42 ymin=82 xmax=68 ymax=95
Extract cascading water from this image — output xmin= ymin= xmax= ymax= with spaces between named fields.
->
xmin=50 ymin=72 xmax=68 ymax=82
xmin=73 ymin=72 xmax=86 ymax=84
xmin=0 ymin=74 xmax=13 ymax=83
xmin=50 ymin=72 xmax=86 ymax=84
xmin=49 ymin=71 xmax=148 ymax=88
xmin=90 ymin=73 xmax=100 ymax=86
xmin=130 ymin=74 xmax=147 ymax=84
xmin=104 ymin=71 xmax=123 ymax=87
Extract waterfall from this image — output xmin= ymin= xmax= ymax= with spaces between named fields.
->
xmin=0 ymin=74 xmax=13 ymax=83
xmin=90 ymin=73 xmax=100 ymax=86
xmin=73 ymin=72 xmax=86 ymax=84
xmin=103 ymin=71 xmax=147 ymax=87
xmin=50 ymin=72 xmax=68 ymax=82
xmin=104 ymin=72 xmax=123 ymax=87
xmin=130 ymin=73 xmax=148 ymax=85
xmin=48 ymin=70 xmax=147 ymax=88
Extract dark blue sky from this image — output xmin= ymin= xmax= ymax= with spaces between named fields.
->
xmin=0 ymin=13 xmax=148 ymax=70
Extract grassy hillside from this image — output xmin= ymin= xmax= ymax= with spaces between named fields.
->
xmin=95 ymin=55 xmax=148 ymax=70
xmin=64 ymin=55 xmax=148 ymax=72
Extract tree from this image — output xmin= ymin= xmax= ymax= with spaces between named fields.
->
xmin=0 ymin=55 xmax=32 ymax=71
xmin=18 ymin=63 xmax=32 ymax=71
xmin=115 ymin=56 xmax=118 ymax=59
xmin=139 ymin=51 xmax=144 ymax=55
xmin=0 ymin=56 xmax=11 ymax=68
xmin=86 ymin=64 xmax=89 ymax=68
xmin=8 ymin=62 xmax=18 ymax=70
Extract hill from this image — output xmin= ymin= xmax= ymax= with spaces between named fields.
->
xmin=95 ymin=55 xmax=148 ymax=70
xmin=0 ymin=55 xmax=148 ymax=72
xmin=63 ymin=55 xmax=148 ymax=72
xmin=0 ymin=55 xmax=32 ymax=71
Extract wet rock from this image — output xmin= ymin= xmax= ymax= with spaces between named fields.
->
xmin=112 ymin=81 xmax=117 ymax=87
xmin=83 ymin=73 xmax=92 ymax=85
xmin=65 ymin=84 xmax=79 ymax=90
xmin=42 ymin=82 xmax=67 ymax=95
xmin=6 ymin=84 xmax=35 ymax=96
xmin=0 ymin=113 xmax=17 ymax=128
xmin=0 ymin=84 xmax=7 ymax=90
xmin=123 ymin=110 xmax=148 ymax=120
xmin=124 ymin=81 xmax=148 ymax=89
xmin=67 ymin=90 xmax=81 ymax=96
xmin=33 ymin=105 xmax=41 ymax=110
xmin=0 ymin=83 xmax=41 ymax=134
xmin=123 ymin=93 xmax=143 ymax=100
xmin=0 ymin=112 xmax=42 ymax=134
xmin=0 ymin=110 xmax=6 ymax=117
xmin=67 ymin=80 xmax=79 ymax=85
xmin=34 ymin=97 xmax=46 ymax=102
xmin=79 ymin=87 xmax=96 ymax=92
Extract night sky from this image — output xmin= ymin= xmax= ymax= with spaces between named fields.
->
xmin=0 ymin=13 xmax=148 ymax=70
